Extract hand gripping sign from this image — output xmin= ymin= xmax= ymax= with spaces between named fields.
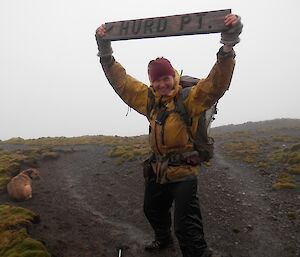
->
xmin=102 ymin=9 xmax=231 ymax=41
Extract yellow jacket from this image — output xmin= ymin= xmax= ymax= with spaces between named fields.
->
xmin=101 ymin=47 xmax=236 ymax=183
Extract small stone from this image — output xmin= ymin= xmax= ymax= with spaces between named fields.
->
xmin=247 ymin=224 xmax=253 ymax=231
xmin=270 ymin=215 xmax=277 ymax=221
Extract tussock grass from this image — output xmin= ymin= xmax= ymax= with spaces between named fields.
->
xmin=223 ymin=140 xmax=264 ymax=163
xmin=287 ymin=164 xmax=300 ymax=175
xmin=268 ymin=144 xmax=300 ymax=166
xmin=216 ymin=129 xmax=300 ymax=189
xmin=272 ymin=172 xmax=297 ymax=190
xmin=109 ymin=141 xmax=150 ymax=164
xmin=257 ymin=161 xmax=269 ymax=169
xmin=272 ymin=182 xmax=297 ymax=190
xmin=0 ymin=205 xmax=51 ymax=257
xmin=41 ymin=151 xmax=60 ymax=160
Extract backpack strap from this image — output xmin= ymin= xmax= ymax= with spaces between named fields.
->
xmin=174 ymin=88 xmax=196 ymax=146
xmin=175 ymin=89 xmax=216 ymax=161
xmin=174 ymin=88 xmax=192 ymax=127
xmin=147 ymin=88 xmax=155 ymax=120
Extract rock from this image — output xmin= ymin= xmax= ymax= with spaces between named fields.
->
xmin=270 ymin=215 xmax=278 ymax=221
xmin=247 ymin=224 xmax=253 ymax=231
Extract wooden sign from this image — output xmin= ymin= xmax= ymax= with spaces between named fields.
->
xmin=103 ymin=9 xmax=231 ymax=41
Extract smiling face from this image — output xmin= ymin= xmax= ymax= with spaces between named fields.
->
xmin=151 ymin=75 xmax=175 ymax=96
xmin=148 ymin=57 xmax=175 ymax=96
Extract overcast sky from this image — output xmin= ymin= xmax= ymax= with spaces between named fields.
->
xmin=0 ymin=0 xmax=299 ymax=140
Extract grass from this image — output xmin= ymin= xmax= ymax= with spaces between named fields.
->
xmin=268 ymin=143 xmax=300 ymax=167
xmin=109 ymin=143 xmax=151 ymax=164
xmin=222 ymin=140 xmax=265 ymax=164
xmin=1 ymin=135 xmax=151 ymax=165
xmin=0 ymin=205 xmax=51 ymax=257
xmin=286 ymin=164 xmax=300 ymax=174
xmin=272 ymin=172 xmax=297 ymax=190
xmin=0 ymin=147 xmax=60 ymax=191
xmin=215 ymin=129 xmax=300 ymax=190
xmin=2 ymin=135 xmax=148 ymax=147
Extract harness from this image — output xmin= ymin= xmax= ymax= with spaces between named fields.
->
xmin=147 ymin=82 xmax=216 ymax=165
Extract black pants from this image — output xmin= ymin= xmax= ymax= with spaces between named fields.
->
xmin=143 ymin=177 xmax=208 ymax=257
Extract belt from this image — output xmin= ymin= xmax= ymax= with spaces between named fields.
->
xmin=153 ymin=151 xmax=201 ymax=166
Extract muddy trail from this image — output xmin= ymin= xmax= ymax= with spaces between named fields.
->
xmin=0 ymin=144 xmax=299 ymax=257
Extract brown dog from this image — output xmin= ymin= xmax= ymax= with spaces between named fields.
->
xmin=7 ymin=168 xmax=40 ymax=201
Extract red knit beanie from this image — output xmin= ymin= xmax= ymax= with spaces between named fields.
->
xmin=148 ymin=57 xmax=175 ymax=82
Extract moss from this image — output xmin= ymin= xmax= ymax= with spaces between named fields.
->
xmin=272 ymin=172 xmax=297 ymax=190
xmin=287 ymin=152 xmax=300 ymax=164
xmin=0 ymin=205 xmax=51 ymax=257
xmin=109 ymin=143 xmax=150 ymax=163
xmin=223 ymin=140 xmax=263 ymax=163
xmin=0 ymin=176 xmax=10 ymax=191
xmin=272 ymin=182 xmax=297 ymax=190
xmin=109 ymin=146 xmax=133 ymax=158
xmin=267 ymin=144 xmax=300 ymax=173
xmin=257 ymin=162 xmax=269 ymax=169
xmin=0 ymin=230 xmax=50 ymax=257
xmin=287 ymin=164 xmax=300 ymax=175
xmin=41 ymin=152 xmax=60 ymax=160
xmin=0 ymin=205 xmax=36 ymax=231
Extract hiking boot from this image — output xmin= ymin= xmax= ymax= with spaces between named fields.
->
xmin=144 ymin=238 xmax=173 ymax=251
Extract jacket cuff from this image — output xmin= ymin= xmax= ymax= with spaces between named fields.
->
xmin=100 ymin=55 xmax=115 ymax=67
xmin=217 ymin=46 xmax=236 ymax=63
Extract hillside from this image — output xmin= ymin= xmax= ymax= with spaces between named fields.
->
xmin=0 ymin=119 xmax=299 ymax=257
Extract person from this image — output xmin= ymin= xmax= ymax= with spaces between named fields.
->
xmin=95 ymin=13 xmax=243 ymax=257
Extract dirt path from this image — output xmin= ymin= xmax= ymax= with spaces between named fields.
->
xmin=1 ymin=144 xmax=299 ymax=257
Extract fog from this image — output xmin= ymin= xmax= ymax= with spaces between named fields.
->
xmin=0 ymin=0 xmax=299 ymax=140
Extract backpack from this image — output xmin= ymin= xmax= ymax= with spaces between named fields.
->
xmin=147 ymin=75 xmax=217 ymax=162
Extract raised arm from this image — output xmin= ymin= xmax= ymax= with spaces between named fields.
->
xmin=184 ymin=14 xmax=243 ymax=116
xmin=95 ymin=25 xmax=149 ymax=116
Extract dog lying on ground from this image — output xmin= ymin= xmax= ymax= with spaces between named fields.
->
xmin=7 ymin=168 xmax=40 ymax=201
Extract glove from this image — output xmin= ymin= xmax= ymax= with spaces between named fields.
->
xmin=220 ymin=15 xmax=243 ymax=46
xmin=95 ymin=34 xmax=113 ymax=57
